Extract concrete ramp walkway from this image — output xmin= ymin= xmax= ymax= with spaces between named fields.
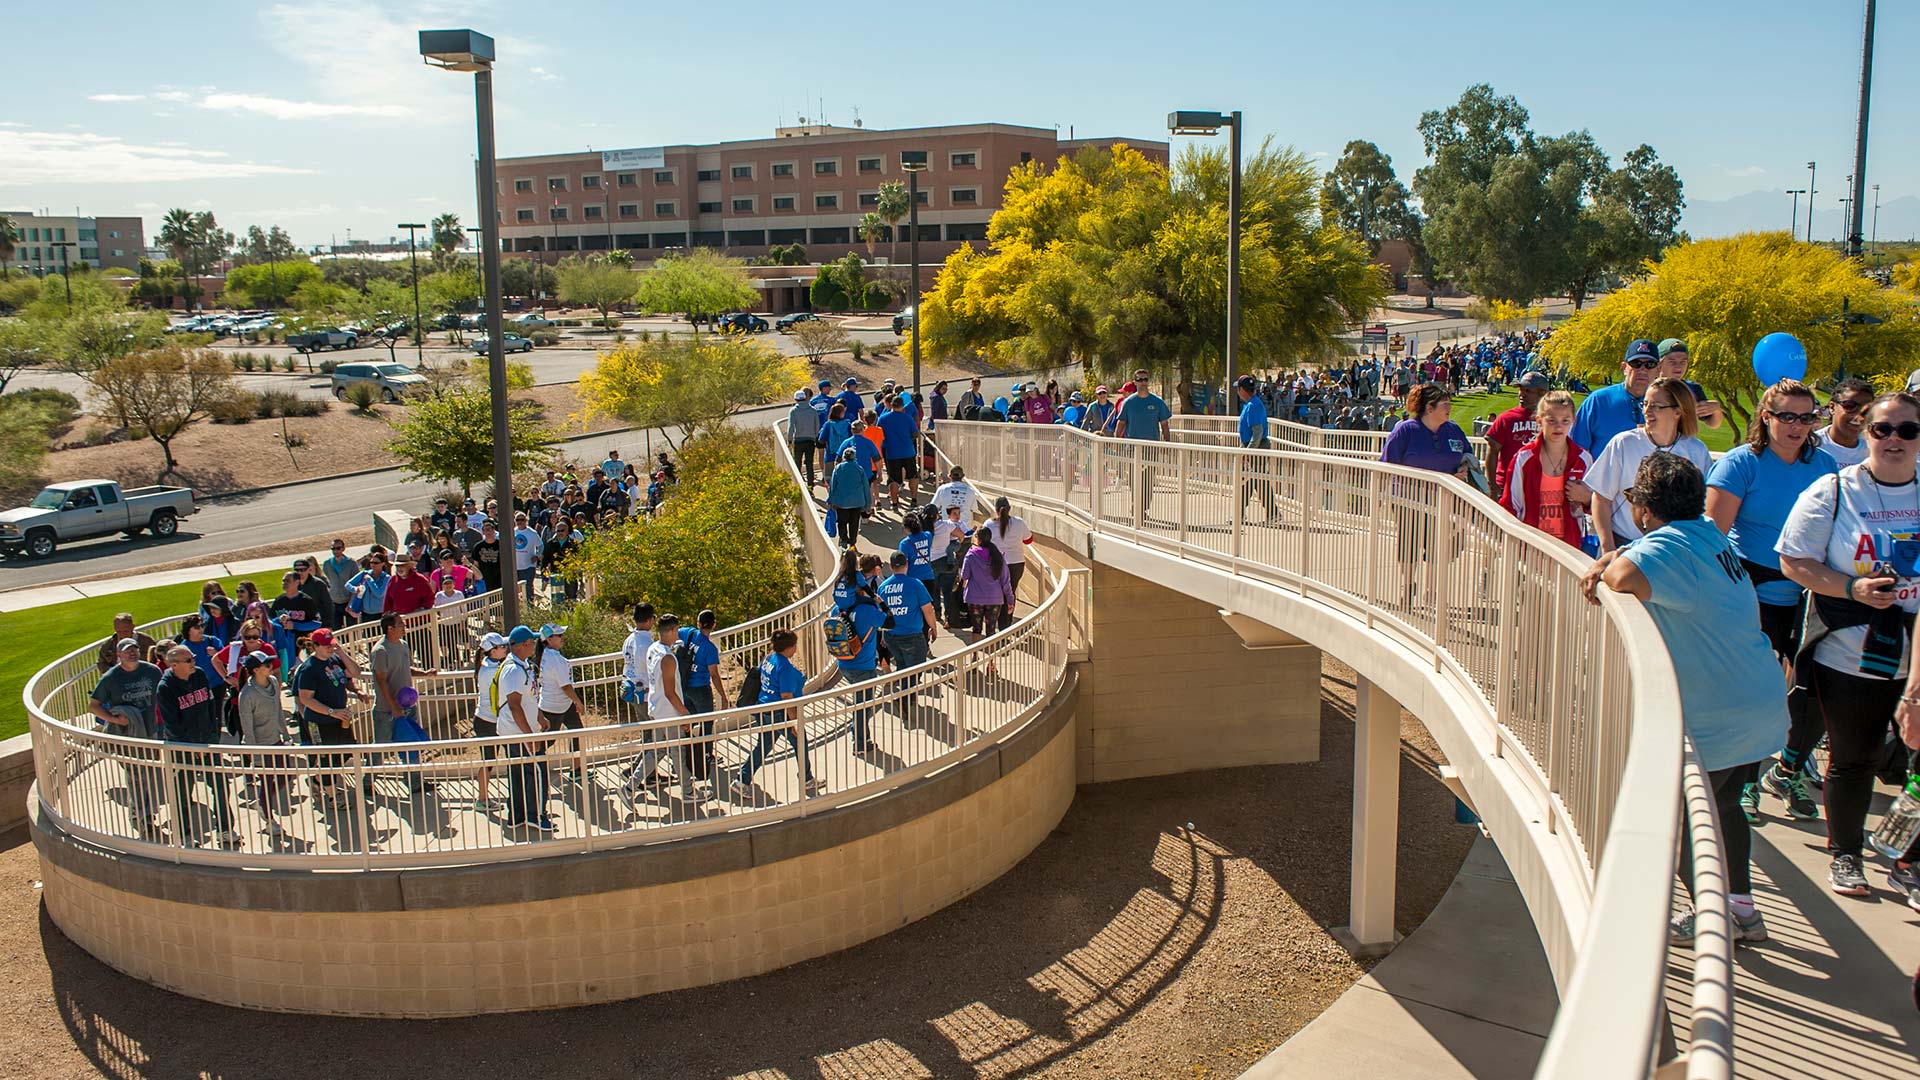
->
xmin=1242 ymin=837 xmax=1555 ymax=1079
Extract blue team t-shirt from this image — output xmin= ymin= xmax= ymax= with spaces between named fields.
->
xmin=1238 ymin=395 xmax=1269 ymax=447
xmin=756 ymin=652 xmax=806 ymax=705
xmin=1620 ymin=516 xmax=1788 ymax=771
xmin=835 ymin=601 xmax=888 ymax=672
xmin=1570 ymin=383 xmax=1646 ymax=458
xmin=675 ymin=626 xmax=722 ymax=688
xmin=1380 ymin=419 xmax=1471 ymax=474
xmin=1706 ymin=444 xmax=1840 ymax=606
xmin=878 ymin=573 xmax=933 ymax=635
xmin=899 ymin=532 xmax=937 ymax=580
xmin=835 ymin=389 xmax=864 ymax=417
xmin=837 ymin=434 xmax=881 ymax=474
xmin=1117 ymin=392 xmax=1172 ymax=441
xmin=876 ymin=409 xmax=918 ymax=459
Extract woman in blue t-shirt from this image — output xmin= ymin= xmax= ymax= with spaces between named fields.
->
xmin=1705 ymin=380 xmax=1837 ymax=824
xmin=1380 ymin=384 xmax=1474 ymax=605
xmin=733 ymin=628 xmax=819 ymax=801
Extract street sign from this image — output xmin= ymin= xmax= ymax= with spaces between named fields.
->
xmin=1360 ymin=324 xmax=1388 ymax=344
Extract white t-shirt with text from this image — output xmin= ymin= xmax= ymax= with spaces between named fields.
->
xmin=645 ymin=640 xmax=683 ymax=719
xmin=1814 ymin=426 xmax=1869 ymax=468
xmin=538 ymin=648 xmax=574 ymax=713
xmin=1777 ymin=465 xmax=1920 ymax=678
xmin=1584 ymin=429 xmax=1714 ymax=543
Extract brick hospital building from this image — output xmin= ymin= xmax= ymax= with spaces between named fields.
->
xmin=491 ymin=122 xmax=1165 ymax=310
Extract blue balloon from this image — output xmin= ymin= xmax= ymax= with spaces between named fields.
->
xmin=1752 ymin=332 xmax=1808 ymax=385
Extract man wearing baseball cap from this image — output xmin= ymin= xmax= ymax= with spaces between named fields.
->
xmin=1655 ymin=338 xmax=1722 ymax=429
xmin=789 ymin=387 xmax=823 ymax=488
xmin=88 ymin=637 xmax=165 ymax=838
xmin=497 ymin=625 xmax=554 ymax=832
xmin=1571 ymin=338 xmax=1661 ymax=457
xmin=1486 ymin=370 xmax=1552 ymax=495
xmin=835 ymin=376 xmax=864 ymax=420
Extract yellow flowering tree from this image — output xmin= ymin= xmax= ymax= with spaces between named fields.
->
xmin=1544 ymin=232 xmax=1920 ymax=428
xmin=576 ymin=335 xmax=809 ymax=448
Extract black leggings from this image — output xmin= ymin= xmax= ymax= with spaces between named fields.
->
xmin=1808 ymin=662 xmax=1901 ymax=856
xmin=1681 ymin=761 xmax=1758 ymax=897
xmin=833 ymin=507 xmax=860 ymax=546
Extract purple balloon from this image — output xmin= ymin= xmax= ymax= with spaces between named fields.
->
xmin=395 ymin=686 xmax=419 ymax=710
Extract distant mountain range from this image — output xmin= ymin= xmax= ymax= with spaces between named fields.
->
xmin=1683 ymin=189 xmax=1918 ymax=244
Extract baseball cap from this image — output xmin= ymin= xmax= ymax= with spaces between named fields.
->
xmin=844 ymin=377 xmax=858 ymax=386
xmin=1623 ymin=338 xmax=1660 ymax=364
xmin=1121 ymin=381 xmax=1138 ymax=394
xmin=794 ymin=390 xmax=808 ymax=401
xmin=241 ymin=651 xmax=273 ymax=674
xmin=1516 ymin=371 xmax=1551 ymax=391
xmin=539 ymin=622 xmax=568 ymax=638
xmin=292 ymin=557 xmax=310 ymax=570
xmin=1095 ymin=385 xmax=1110 ymax=395
xmin=438 ymin=548 xmax=458 ymax=561
xmin=1070 ymin=391 xmax=1085 ymax=402
xmin=506 ymin=625 xmax=538 ymax=645
xmin=1656 ymin=337 xmax=1687 ymax=359
xmin=1235 ymin=375 xmax=1258 ymax=392
xmin=309 ymin=628 xmax=336 ymax=648
xmin=115 ymin=637 xmax=141 ymax=654
xmin=818 ymin=379 xmax=831 ymax=388
xmin=477 ymin=631 xmax=507 ymax=651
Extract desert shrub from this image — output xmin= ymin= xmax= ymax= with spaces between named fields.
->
xmin=344 ymin=382 xmax=381 ymax=413
xmin=553 ymin=318 xmax=584 ymax=327
xmin=280 ymin=355 xmax=297 ymax=372
xmin=848 ymin=339 xmax=865 ymax=361
xmin=210 ymin=393 xmax=260 ymax=424
xmin=256 ymin=389 xmax=298 ymax=419
xmin=530 ymin=330 xmax=561 ymax=347
xmin=2 ymin=387 xmax=81 ymax=425
xmin=593 ymin=316 xmax=623 ymax=329
xmin=237 ymin=355 xmax=257 ymax=372
xmin=284 ymin=396 xmax=327 ymax=418
xmin=318 ymin=360 xmax=338 ymax=374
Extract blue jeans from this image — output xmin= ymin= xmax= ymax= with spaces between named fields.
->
xmin=886 ymin=630 xmax=930 ymax=713
xmin=738 ymin=709 xmax=813 ymax=789
xmin=931 ymin=567 xmax=955 ymax=622
xmin=516 ymin=566 xmax=536 ymax=605
xmin=840 ymin=665 xmax=881 ymax=751
xmin=506 ymin=739 xmax=548 ymax=826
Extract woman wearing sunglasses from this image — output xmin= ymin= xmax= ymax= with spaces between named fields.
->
xmin=1705 ymin=380 xmax=1839 ymax=824
xmin=1779 ymin=392 xmax=1920 ymax=901
xmin=1585 ymin=377 xmax=1714 ymax=553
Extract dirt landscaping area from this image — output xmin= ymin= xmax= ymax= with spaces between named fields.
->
xmin=0 ymin=658 xmax=1476 ymax=1080
xmin=14 ymin=384 xmax=618 ymax=501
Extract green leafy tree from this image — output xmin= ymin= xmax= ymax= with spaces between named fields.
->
xmin=500 ymin=257 xmax=558 ymax=301
xmin=577 ymin=335 xmax=809 ymax=447
xmin=633 ymin=248 xmax=757 ymax=332
xmin=556 ymin=257 xmax=637 ymax=327
xmin=0 ymin=320 xmax=50 ymax=395
xmin=239 ymin=224 xmax=298 ymax=265
xmin=0 ymin=214 xmax=18 ymax=279
xmin=562 ymin=428 xmax=797 ymax=616
xmin=1320 ymin=140 xmax=1420 ymax=254
xmin=224 ymin=259 xmax=321 ymax=308
xmin=86 ymin=345 xmax=237 ymax=478
xmin=789 ymin=318 xmax=850 ymax=363
xmin=0 ymin=276 xmax=39 ymax=312
xmin=430 ymin=213 xmax=464 ymax=269
xmin=811 ymin=253 xmax=867 ymax=312
xmin=1543 ymin=233 xmax=1920 ymax=430
xmin=921 ymin=142 xmax=1386 ymax=407
xmin=0 ymin=396 xmax=56 ymax=501
xmin=387 ymin=384 xmax=557 ymax=496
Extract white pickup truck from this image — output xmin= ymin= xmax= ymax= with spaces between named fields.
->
xmin=0 ymin=480 xmax=197 ymax=559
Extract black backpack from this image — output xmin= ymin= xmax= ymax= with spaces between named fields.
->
xmin=673 ymin=635 xmax=701 ymax=691
xmin=958 ymin=401 xmax=982 ymax=421
xmin=735 ymin=664 xmax=764 ymax=709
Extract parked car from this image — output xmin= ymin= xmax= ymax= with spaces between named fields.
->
xmin=0 ymin=480 xmax=197 ymax=559
xmin=776 ymin=312 xmax=821 ymax=332
xmin=287 ymin=328 xmax=359 ymax=352
xmin=471 ymin=334 xmax=534 ymax=355
xmin=510 ymin=314 xmax=555 ymax=330
xmin=330 ymin=362 xmax=428 ymax=403
xmin=893 ymin=306 xmax=916 ymax=336
xmin=718 ymin=312 xmax=769 ymax=334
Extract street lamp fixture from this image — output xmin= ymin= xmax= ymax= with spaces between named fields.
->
xmin=1786 ymin=189 xmax=1806 ymax=240
xmin=398 ymin=222 xmax=427 ymax=366
xmin=900 ymin=150 xmax=927 ymax=406
xmin=1168 ymin=109 xmax=1242 ymax=414
xmin=420 ymin=26 xmax=521 ymax=629
xmin=49 ymin=241 xmax=76 ymax=310
xmin=1806 ymin=161 xmax=1818 ymax=245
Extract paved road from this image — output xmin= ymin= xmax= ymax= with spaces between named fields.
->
xmin=0 ymin=406 xmax=788 ymax=591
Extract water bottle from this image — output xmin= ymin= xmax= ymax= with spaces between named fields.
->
xmin=1870 ymin=776 xmax=1920 ymax=861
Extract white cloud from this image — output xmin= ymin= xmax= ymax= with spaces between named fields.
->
xmin=528 ymin=66 xmax=560 ymax=82
xmin=152 ymin=90 xmax=194 ymax=103
xmin=1310 ymin=150 xmax=1330 ymax=160
xmin=261 ymin=1 xmax=470 ymax=117
xmin=198 ymin=92 xmax=411 ymax=119
xmin=0 ymin=129 xmax=310 ymax=185
xmin=87 ymin=92 xmax=147 ymax=103
xmin=1722 ymin=164 xmax=1766 ymax=178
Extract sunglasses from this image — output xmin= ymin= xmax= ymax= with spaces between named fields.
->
xmin=1625 ymin=359 xmax=1660 ymax=371
xmin=1868 ymin=421 xmax=1920 ymax=441
xmin=1834 ymin=397 xmax=1873 ymax=412
xmin=1644 ymin=400 xmax=1679 ymax=413
xmin=1767 ymin=409 xmax=1819 ymax=426
xmin=243 ymin=634 xmax=262 ymax=641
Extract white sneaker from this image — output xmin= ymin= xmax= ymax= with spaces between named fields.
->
xmin=215 ymin=830 xmax=243 ymax=849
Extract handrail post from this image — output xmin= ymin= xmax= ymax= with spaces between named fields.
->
xmin=355 ymin=752 xmax=371 ymax=868
xmin=1230 ymin=452 xmax=1244 ymax=568
xmin=1299 ymin=460 xmax=1316 ymax=595
xmin=160 ymin=743 xmax=182 ymax=863
xmin=1494 ymin=532 xmax=1517 ymax=732
xmin=1177 ymin=448 xmax=1190 ymax=547
xmin=953 ymin=652 xmax=971 ymax=745
xmin=1092 ymin=435 xmax=1105 ymax=523
xmin=1365 ymin=469 xmax=1381 ymax=628
xmin=578 ymin=739 xmax=595 ymax=851
xmin=1431 ymin=489 xmax=1451 ymax=666
xmin=1132 ymin=444 xmax=1145 ymax=531
xmin=792 ymin=716 xmax=812 ymax=814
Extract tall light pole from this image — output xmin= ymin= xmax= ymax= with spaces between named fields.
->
xmin=1170 ymin=110 xmax=1242 ymax=414
xmin=900 ymin=150 xmax=927 ymax=403
xmin=1847 ymin=0 xmax=1877 ymax=258
xmin=1871 ymin=184 xmax=1881 ymax=256
xmin=398 ymin=222 xmax=426 ymax=366
xmin=50 ymin=241 xmax=75 ymax=309
xmin=421 ymin=28 xmax=520 ymax=629
xmin=1806 ymin=161 xmax=1817 ymax=244
xmin=1787 ymin=189 xmax=1806 ymax=239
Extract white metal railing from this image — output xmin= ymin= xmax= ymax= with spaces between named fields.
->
xmin=934 ymin=418 xmax=1726 ymax=1080
xmin=1170 ymin=411 xmax=1491 ymax=458
xmin=23 ymin=422 xmax=1083 ymax=870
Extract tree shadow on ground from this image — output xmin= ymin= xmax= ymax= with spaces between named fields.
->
xmin=32 ymin=666 xmax=1473 ymax=1080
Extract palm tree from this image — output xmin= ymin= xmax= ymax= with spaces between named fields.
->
xmin=858 ymin=213 xmax=886 ymax=260
xmin=159 ymin=208 xmax=197 ymax=270
xmin=0 ymin=214 xmax=17 ymax=278
xmin=430 ymin=213 xmax=463 ymax=269
xmin=875 ymin=181 xmax=910 ymax=275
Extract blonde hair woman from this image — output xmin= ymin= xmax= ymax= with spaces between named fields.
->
xmin=1585 ymin=377 xmax=1712 ymax=553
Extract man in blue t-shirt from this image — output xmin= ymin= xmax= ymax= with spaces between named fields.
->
xmin=876 ymin=404 xmax=920 ymax=511
xmin=733 ymin=628 xmax=818 ymax=800
xmin=1570 ymin=338 xmax=1660 ymax=456
xmin=834 ymin=595 xmax=889 ymax=754
xmin=835 ymin=377 xmax=864 ymax=420
xmin=1115 ymin=380 xmax=1173 ymax=518
xmin=1234 ymin=376 xmax=1278 ymax=519
xmin=879 ymin=551 xmax=939 ymax=710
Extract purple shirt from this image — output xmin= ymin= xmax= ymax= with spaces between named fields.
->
xmin=1380 ymin=419 xmax=1471 ymax=474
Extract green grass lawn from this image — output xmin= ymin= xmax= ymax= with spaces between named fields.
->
xmin=3 ymin=573 xmax=250 ymax=741
xmin=1450 ymin=390 xmax=1744 ymax=454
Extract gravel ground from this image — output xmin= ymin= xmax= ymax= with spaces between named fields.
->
xmin=0 ymin=657 xmax=1473 ymax=1080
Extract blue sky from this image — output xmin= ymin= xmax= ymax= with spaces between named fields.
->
xmin=2 ymin=0 xmax=1913 ymax=248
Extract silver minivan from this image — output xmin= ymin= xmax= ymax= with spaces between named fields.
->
xmin=330 ymin=362 xmax=428 ymax=403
